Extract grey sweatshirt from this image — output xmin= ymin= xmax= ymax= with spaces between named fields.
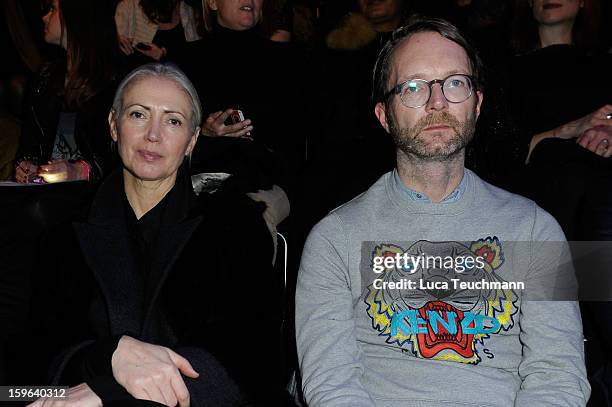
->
xmin=296 ymin=169 xmax=590 ymax=407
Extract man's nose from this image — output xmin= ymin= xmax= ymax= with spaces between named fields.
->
xmin=425 ymin=83 xmax=448 ymax=112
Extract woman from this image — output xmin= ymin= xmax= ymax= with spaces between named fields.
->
xmin=24 ymin=64 xmax=279 ymax=406
xmin=505 ymin=0 xmax=612 ymax=236
xmin=115 ymin=0 xmax=201 ymax=62
xmin=178 ymin=0 xmax=301 ymax=253
xmin=511 ymin=0 xmax=612 ymax=163
xmin=14 ymin=0 xmax=120 ymax=184
xmin=182 ymin=0 xmax=308 ymax=175
xmin=506 ymin=2 xmax=612 ymax=405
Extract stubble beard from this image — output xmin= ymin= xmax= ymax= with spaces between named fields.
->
xmin=387 ymin=106 xmax=477 ymax=162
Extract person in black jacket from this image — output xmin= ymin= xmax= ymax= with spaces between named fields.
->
xmin=180 ymin=0 xmax=310 ymax=192
xmin=24 ymin=63 xmax=279 ymax=407
xmin=14 ymin=0 xmax=120 ymax=184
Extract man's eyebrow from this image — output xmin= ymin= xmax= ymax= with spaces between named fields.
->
xmin=397 ymin=70 xmax=470 ymax=82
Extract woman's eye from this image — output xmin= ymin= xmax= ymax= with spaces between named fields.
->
xmin=129 ymin=111 xmax=145 ymax=119
xmin=169 ymin=118 xmax=182 ymax=126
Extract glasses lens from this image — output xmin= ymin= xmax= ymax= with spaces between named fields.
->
xmin=400 ymin=80 xmax=429 ymax=108
xmin=443 ymin=75 xmax=472 ymax=103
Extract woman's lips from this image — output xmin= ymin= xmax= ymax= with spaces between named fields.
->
xmin=139 ymin=150 xmax=162 ymax=161
xmin=543 ymin=3 xmax=562 ymax=9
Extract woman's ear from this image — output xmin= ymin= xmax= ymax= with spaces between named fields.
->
xmin=207 ymin=0 xmax=218 ymax=11
xmin=108 ymin=110 xmax=118 ymax=142
xmin=185 ymin=127 xmax=200 ymax=156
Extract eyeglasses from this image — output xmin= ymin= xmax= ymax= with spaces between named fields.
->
xmin=385 ymin=74 xmax=475 ymax=108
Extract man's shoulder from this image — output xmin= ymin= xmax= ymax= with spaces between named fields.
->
xmin=328 ymin=172 xmax=391 ymax=217
xmin=471 ymin=169 xmax=535 ymax=211
xmin=470 ymin=170 xmax=563 ymax=239
xmin=308 ymin=172 xmax=390 ymax=237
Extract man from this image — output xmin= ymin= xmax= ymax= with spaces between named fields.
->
xmin=295 ymin=18 xmax=590 ymax=406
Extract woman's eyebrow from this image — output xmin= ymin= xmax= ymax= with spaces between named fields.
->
xmin=125 ymin=104 xmax=187 ymax=118
xmin=164 ymin=110 xmax=187 ymax=118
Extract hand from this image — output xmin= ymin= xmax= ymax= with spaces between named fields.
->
xmin=112 ymin=335 xmax=198 ymax=407
xmin=527 ymin=104 xmax=612 ymax=163
xmin=555 ymin=104 xmax=612 ymax=140
xmin=576 ymin=125 xmax=612 ymax=158
xmin=134 ymin=42 xmax=166 ymax=61
xmin=26 ymin=383 xmax=101 ymax=407
xmin=15 ymin=160 xmax=39 ymax=183
xmin=38 ymin=160 xmax=89 ymax=183
xmin=202 ymin=109 xmax=253 ymax=138
xmin=118 ymin=35 xmax=134 ymax=55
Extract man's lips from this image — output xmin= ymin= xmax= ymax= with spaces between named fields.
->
xmin=138 ymin=150 xmax=162 ymax=161
xmin=423 ymin=125 xmax=451 ymax=131
xmin=543 ymin=3 xmax=562 ymax=9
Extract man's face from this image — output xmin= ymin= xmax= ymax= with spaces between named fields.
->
xmin=375 ymin=32 xmax=483 ymax=161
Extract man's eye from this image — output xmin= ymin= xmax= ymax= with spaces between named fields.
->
xmin=169 ymin=118 xmax=182 ymax=126
xmin=448 ymin=79 xmax=465 ymax=88
xmin=404 ymin=81 xmax=424 ymax=94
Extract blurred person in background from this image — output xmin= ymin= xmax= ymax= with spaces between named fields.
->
xmin=508 ymin=0 xmax=611 ymax=239
xmin=185 ymin=0 xmax=308 ymax=171
xmin=14 ymin=0 xmax=120 ymax=184
xmin=295 ymin=0 xmax=410 ymax=256
xmin=179 ymin=0 xmax=308 ymax=231
xmin=115 ymin=0 xmax=201 ymax=66
xmin=470 ymin=2 xmax=612 ymax=403
xmin=512 ymin=2 xmax=612 ymax=406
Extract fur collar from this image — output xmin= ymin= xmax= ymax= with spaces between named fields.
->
xmin=326 ymin=13 xmax=377 ymax=51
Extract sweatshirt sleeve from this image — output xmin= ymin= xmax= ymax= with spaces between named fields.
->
xmin=295 ymin=214 xmax=376 ymax=407
xmin=514 ymin=205 xmax=590 ymax=406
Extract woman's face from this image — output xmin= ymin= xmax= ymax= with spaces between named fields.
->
xmin=110 ymin=77 xmax=199 ymax=184
xmin=208 ymin=0 xmax=264 ymax=31
xmin=358 ymin=0 xmax=402 ymax=24
xmin=42 ymin=0 xmax=64 ymax=47
xmin=531 ymin=0 xmax=582 ymax=26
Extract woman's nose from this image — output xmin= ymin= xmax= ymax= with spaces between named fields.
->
xmin=146 ymin=120 xmax=161 ymax=142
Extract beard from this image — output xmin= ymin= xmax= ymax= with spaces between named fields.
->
xmin=387 ymin=107 xmax=477 ymax=162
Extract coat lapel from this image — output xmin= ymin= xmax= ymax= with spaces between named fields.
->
xmin=73 ymin=224 xmax=145 ymax=336
xmin=142 ymin=215 xmax=203 ymax=338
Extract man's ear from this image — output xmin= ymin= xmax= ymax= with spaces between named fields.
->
xmin=186 ymin=127 xmax=201 ymax=156
xmin=207 ymin=0 xmax=218 ymax=11
xmin=374 ymin=102 xmax=390 ymax=133
xmin=108 ymin=110 xmax=118 ymax=142
xmin=475 ymin=90 xmax=484 ymax=119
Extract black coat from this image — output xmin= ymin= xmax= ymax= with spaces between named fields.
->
xmin=17 ymin=168 xmax=281 ymax=406
xmin=15 ymin=59 xmax=119 ymax=179
xmin=180 ymin=28 xmax=310 ymax=187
